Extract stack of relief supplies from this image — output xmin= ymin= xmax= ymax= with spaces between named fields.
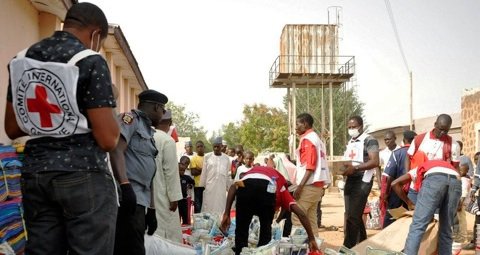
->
xmin=0 ymin=145 xmax=26 ymax=254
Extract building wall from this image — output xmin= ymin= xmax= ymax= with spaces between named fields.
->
xmin=104 ymin=51 xmax=141 ymax=114
xmin=369 ymin=126 xmax=406 ymax=150
xmin=0 ymin=1 xmax=145 ymax=144
xmin=0 ymin=0 xmax=56 ymax=144
xmin=461 ymin=88 xmax=480 ymax=159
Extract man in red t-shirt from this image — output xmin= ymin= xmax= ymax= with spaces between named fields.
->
xmin=293 ymin=113 xmax=330 ymax=235
xmin=220 ymin=166 xmax=319 ymax=255
xmin=404 ymin=160 xmax=461 ymax=254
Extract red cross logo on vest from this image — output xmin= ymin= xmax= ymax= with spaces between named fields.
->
xmin=27 ymin=85 xmax=62 ymax=128
xmin=348 ymin=150 xmax=356 ymax=159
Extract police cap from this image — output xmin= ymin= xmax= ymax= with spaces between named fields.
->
xmin=138 ymin=89 xmax=168 ymax=105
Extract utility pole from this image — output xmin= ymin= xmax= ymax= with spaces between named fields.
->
xmin=409 ymin=71 xmax=413 ymax=130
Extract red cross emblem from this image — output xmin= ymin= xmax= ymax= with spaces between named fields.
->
xmin=348 ymin=150 xmax=357 ymax=159
xmin=27 ymin=85 xmax=61 ymax=128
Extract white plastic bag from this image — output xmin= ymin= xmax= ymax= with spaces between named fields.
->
xmin=145 ymin=234 xmax=196 ymax=255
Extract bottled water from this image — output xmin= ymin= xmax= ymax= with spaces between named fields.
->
xmin=267 ymin=177 xmax=277 ymax=193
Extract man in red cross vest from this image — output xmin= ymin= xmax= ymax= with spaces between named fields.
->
xmin=406 ymin=114 xmax=460 ymax=191
xmin=4 ymin=3 xmax=122 ymax=254
xmin=341 ymin=115 xmax=380 ymax=248
xmin=27 ymin=86 xmax=62 ymax=128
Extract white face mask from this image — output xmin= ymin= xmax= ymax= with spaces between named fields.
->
xmin=90 ymin=30 xmax=101 ymax=52
xmin=348 ymin=128 xmax=360 ymax=138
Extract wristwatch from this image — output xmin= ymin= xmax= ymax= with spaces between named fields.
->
xmin=354 ymin=165 xmax=360 ymax=171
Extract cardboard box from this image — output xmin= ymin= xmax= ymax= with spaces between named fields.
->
xmin=351 ymin=210 xmax=438 ymax=255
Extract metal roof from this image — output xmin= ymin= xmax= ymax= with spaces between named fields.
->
xmin=104 ymin=24 xmax=148 ymax=91
xmin=29 ymin=0 xmax=77 ymax=20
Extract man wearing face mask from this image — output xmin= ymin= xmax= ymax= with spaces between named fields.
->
xmin=405 ymin=114 xmax=460 ymax=170
xmin=4 ymin=3 xmax=120 ymax=254
xmin=341 ymin=115 xmax=380 ymax=248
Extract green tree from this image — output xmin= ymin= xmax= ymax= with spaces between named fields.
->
xmin=220 ymin=122 xmax=241 ymax=148
xmin=221 ymin=104 xmax=289 ymax=155
xmin=287 ymin=87 xmax=364 ymax=155
xmin=166 ymin=102 xmax=209 ymax=150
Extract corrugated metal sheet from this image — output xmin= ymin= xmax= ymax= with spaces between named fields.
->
xmin=279 ymin=24 xmax=338 ymax=74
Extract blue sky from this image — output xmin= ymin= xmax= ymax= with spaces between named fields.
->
xmin=88 ymin=0 xmax=480 ymax=133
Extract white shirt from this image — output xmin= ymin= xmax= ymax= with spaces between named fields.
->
xmin=407 ymin=168 xmax=418 ymax=191
xmin=407 ymin=131 xmax=460 ymax=163
xmin=234 ymin=165 xmax=253 ymax=181
xmin=200 ymin=152 xmax=231 ymax=216
xmin=380 ymin=145 xmax=400 ymax=168
xmin=461 ymin=176 xmax=471 ymax=198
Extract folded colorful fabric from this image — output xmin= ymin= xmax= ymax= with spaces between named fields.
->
xmin=0 ymin=199 xmax=25 ymax=254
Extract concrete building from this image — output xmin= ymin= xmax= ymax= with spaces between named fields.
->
xmin=461 ymin=88 xmax=480 ymax=159
xmin=0 ymin=0 xmax=147 ymax=144
xmin=369 ymin=112 xmax=462 ymax=150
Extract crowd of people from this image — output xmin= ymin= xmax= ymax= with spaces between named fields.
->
xmin=2 ymin=2 xmax=477 ymax=255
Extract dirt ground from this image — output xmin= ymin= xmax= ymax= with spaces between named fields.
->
xmin=317 ymin=188 xmax=476 ymax=254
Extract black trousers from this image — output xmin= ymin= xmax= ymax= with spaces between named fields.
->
xmin=343 ymin=176 xmax=373 ymax=248
xmin=194 ymin=187 xmax=204 ymax=213
xmin=281 ymin=210 xmax=293 ymax=237
xmin=114 ymin=205 xmax=146 ymax=255
xmin=235 ymin=179 xmax=275 ymax=255
xmin=178 ymin=198 xmax=189 ymax=225
xmin=280 ymin=191 xmax=294 ymax=237
xmin=317 ymin=198 xmax=323 ymax=227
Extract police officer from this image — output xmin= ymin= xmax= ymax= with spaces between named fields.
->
xmin=110 ymin=89 xmax=167 ymax=255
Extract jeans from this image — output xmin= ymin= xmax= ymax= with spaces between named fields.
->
xmin=343 ymin=176 xmax=373 ymax=248
xmin=21 ymin=171 xmax=117 ymax=255
xmin=114 ymin=205 xmax=146 ymax=255
xmin=404 ymin=173 xmax=461 ymax=255
xmin=407 ymin=188 xmax=418 ymax=205
xmin=235 ymin=179 xmax=275 ymax=255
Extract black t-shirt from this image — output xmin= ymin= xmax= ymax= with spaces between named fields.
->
xmin=180 ymin=175 xmax=195 ymax=199
xmin=7 ymin=31 xmax=116 ymax=173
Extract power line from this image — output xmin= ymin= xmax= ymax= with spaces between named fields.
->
xmin=384 ymin=0 xmax=410 ymax=74
xmin=384 ymin=0 xmax=414 ymax=129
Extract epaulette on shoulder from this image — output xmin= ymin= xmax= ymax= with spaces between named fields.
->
xmin=121 ymin=112 xmax=135 ymax=125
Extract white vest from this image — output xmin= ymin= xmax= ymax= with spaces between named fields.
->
xmin=295 ymin=131 xmax=331 ymax=185
xmin=343 ymin=132 xmax=375 ymax=182
xmin=9 ymin=49 xmax=98 ymax=137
